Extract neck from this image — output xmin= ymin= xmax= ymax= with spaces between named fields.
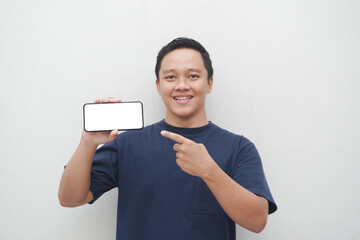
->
xmin=164 ymin=112 xmax=209 ymax=128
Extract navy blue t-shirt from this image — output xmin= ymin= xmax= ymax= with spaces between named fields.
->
xmin=90 ymin=120 xmax=277 ymax=240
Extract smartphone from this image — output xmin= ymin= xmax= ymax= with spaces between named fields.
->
xmin=83 ymin=101 xmax=144 ymax=132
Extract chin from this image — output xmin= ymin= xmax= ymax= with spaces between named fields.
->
xmin=168 ymin=109 xmax=194 ymax=120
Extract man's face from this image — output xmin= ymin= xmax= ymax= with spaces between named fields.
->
xmin=156 ymin=48 xmax=213 ymax=124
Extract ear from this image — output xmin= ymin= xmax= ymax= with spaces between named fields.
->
xmin=156 ymin=79 xmax=161 ymax=95
xmin=207 ymin=77 xmax=213 ymax=94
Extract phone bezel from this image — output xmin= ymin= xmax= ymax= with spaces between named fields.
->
xmin=83 ymin=101 xmax=144 ymax=132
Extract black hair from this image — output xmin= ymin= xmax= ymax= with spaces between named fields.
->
xmin=155 ymin=37 xmax=213 ymax=81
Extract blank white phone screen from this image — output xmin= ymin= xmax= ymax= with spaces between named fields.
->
xmin=83 ymin=101 xmax=143 ymax=132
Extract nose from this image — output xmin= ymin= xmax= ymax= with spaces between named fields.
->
xmin=174 ymin=77 xmax=190 ymax=91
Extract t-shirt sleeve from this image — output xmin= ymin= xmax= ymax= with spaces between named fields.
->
xmin=89 ymin=139 xmax=119 ymax=204
xmin=232 ymin=137 xmax=277 ymax=214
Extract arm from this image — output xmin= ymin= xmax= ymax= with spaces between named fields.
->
xmin=58 ymin=134 xmax=97 ymax=207
xmin=161 ymin=130 xmax=268 ymax=233
xmin=58 ymin=98 xmax=120 ymax=207
xmin=202 ymin=164 xmax=268 ymax=233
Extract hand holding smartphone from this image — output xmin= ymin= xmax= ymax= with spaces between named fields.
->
xmin=83 ymin=101 xmax=144 ymax=132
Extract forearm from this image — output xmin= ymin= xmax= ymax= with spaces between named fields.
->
xmin=160 ymin=130 xmax=269 ymax=232
xmin=202 ymin=164 xmax=268 ymax=233
xmin=58 ymin=138 xmax=97 ymax=207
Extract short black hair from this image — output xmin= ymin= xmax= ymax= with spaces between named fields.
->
xmin=155 ymin=37 xmax=213 ymax=81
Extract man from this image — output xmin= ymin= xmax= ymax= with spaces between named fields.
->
xmin=58 ymin=37 xmax=277 ymax=239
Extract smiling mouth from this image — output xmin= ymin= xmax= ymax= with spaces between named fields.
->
xmin=173 ymin=96 xmax=193 ymax=100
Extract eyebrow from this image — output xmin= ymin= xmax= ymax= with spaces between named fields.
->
xmin=188 ymin=68 xmax=201 ymax=73
xmin=162 ymin=69 xmax=176 ymax=74
xmin=161 ymin=68 xmax=202 ymax=74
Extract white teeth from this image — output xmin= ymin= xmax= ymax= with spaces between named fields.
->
xmin=174 ymin=96 xmax=192 ymax=100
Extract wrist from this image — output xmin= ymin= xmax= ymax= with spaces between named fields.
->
xmin=80 ymin=133 xmax=99 ymax=150
xmin=201 ymin=160 xmax=220 ymax=182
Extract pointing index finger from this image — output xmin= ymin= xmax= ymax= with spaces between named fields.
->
xmin=161 ymin=130 xmax=189 ymax=144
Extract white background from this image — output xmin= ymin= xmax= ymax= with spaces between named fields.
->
xmin=1 ymin=0 xmax=359 ymax=239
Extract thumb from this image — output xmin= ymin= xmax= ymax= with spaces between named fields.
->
xmin=107 ymin=130 xmax=118 ymax=142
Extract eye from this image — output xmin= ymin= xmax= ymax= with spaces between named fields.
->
xmin=165 ymin=75 xmax=176 ymax=81
xmin=189 ymin=74 xmax=199 ymax=80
